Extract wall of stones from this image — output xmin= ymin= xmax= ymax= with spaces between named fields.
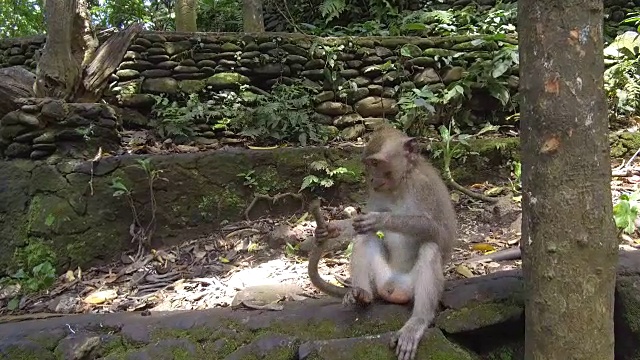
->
xmin=0 ymin=31 xmax=519 ymax=146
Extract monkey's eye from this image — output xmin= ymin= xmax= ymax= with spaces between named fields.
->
xmin=384 ymin=171 xmax=392 ymax=178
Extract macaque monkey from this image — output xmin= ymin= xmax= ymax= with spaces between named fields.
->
xmin=308 ymin=126 xmax=458 ymax=360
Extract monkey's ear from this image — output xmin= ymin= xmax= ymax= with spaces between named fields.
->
xmin=404 ymin=138 xmax=419 ymax=154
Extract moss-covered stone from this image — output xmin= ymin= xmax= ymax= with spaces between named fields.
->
xmin=206 ymin=72 xmax=250 ymax=89
xmin=435 ymin=302 xmax=524 ymax=334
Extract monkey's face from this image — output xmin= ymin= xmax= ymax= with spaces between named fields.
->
xmin=363 ymin=156 xmax=405 ymax=192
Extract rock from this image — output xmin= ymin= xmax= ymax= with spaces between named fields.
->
xmin=340 ymin=124 xmax=366 ymax=140
xmin=304 ymin=59 xmax=326 ymax=71
xmin=7 ymin=55 xmax=26 ymax=65
xmin=115 ymin=69 xmax=140 ymax=80
xmin=339 ymin=69 xmax=360 ymax=78
xmin=298 ymin=329 xmax=476 ymax=360
xmin=375 ymin=46 xmax=394 ymax=58
xmin=354 ymin=96 xmax=399 ymax=117
xmin=140 ymin=69 xmax=172 ymax=78
xmin=334 ymin=113 xmax=363 ymax=127
xmin=14 ymin=129 xmax=44 ymax=143
xmin=363 ymin=117 xmax=388 ymax=130
xmin=361 ymin=65 xmax=383 ymax=78
xmin=300 ymin=69 xmax=325 ymax=80
xmin=165 ymin=40 xmax=192 ymax=55
xmin=407 ymin=56 xmax=436 ymax=67
xmin=47 ymin=294 xmax=80 ymax=314
xmin=316 ymin=101 xmax=353 ymax=116
xmin=120 ymin=94 xmax=155 ymax=109
xmin=5 ymin=142 xmax=32 ymax=158
xmin=179 ymin=79 xmax=206 ymax=93
xmin=41 ymin=99 xmax=67 ymax=119
xmin=157 ymin=60 xmax=179 ymax=70
xmin=338 ymin=87 xmax=369 ymax=103
xmin=142 ymin=77 xmax=179 ymax=94
xmin=196 ymin=60 xmax=217 ymax=68
xmin=119 ymin=60 xmax=154 ymax=71
xmin=443 ymin=66 xmax=465 ymax=83
xmin=206 ymin=72 xmax=250 ymax=89
xmin=221 ymin=42 xmax=242 ymax=52
xmin=414 ymin=68 xmax=441 ymax=86
xmin=254 ymin=64 xmax=291 ymax=77
xmin=311 ymin=113 xmax=333 ymax=125
xmin=314 ymin=91 xmax=335 ymax=104
xmin=174 ymin=65 xmax=200 ymax=73
xmin=33 ymin=131 xmax=55 ymax=143
xmin=54 ymin=332 xmax=102 ymax=360
xmin=30 ymin=149 xmax=52 ymax=160
xmin=0 ymin=124 xmax=28 ymax=139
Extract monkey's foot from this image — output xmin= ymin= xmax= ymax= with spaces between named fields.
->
xmin=341 ymin=287 xmax=373 ymax=307
xmin=390 ymin=317 xmax=428 ymax=360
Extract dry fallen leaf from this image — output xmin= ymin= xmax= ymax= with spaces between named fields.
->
xmin=455 ymin=264 xmax=474 ymax=278
xmin=83 ymin=289 xmax=118 ymax=304
xmin=471 ymin=243 xmax=497 ymax=252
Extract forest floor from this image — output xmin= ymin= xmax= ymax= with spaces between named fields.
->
xmin=1 ymin=149 xmax=639 ymax=323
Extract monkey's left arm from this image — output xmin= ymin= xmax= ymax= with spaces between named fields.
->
xmin=353 ymin=212 xmax=446 ymax=244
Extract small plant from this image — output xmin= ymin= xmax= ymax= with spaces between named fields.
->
xmin=614 ymin=191 xmax=640 ymax=235
xmin=433 ymin=120 xmax=501 ymax=203
xmin=237 ymin=170 xmax=258 ymax=189
xmin=508 ymin=160 xmax=522 ymax=201
xmin=110 ymin=158 xmax=168 ymax=258
xmin=231 ymin=83 xmax=328 ymax=146
xmin=150 ymin=93 xmax=218 ymax=140
xmin=1 ymin=239 xmax=58 ymax=310
xmin=300 ymin=160 xmax=355 ymax=192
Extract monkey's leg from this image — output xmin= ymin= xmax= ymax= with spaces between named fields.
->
xmin=391 ymin=243 xmax=443 ymax=360
xmin=343 ymin=235 xmax=387 ymax=306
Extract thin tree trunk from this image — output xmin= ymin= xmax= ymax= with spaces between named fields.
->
xmin=34 ymin=0 xmax=81 ymax=100
xmin=243 ymin=0 xmax=264 ymax=33
xmin=518 ymin=0 xmax=618 ymax=359
xmin=175 ymin=0 xmax=197 ymax=32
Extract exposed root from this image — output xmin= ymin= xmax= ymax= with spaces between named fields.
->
xmin=445 ymin=177 xmax=499 ymax=203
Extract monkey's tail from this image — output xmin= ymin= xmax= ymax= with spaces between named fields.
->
xmin=307 ymin=246 xmax=349 ymax=298
xmin=308 ymin=198 xmax=349 ymax=298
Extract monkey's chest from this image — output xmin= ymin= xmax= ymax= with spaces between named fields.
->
xmin=382 ymin=232 xmax=418 ymax=273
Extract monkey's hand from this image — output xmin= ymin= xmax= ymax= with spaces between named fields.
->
xmin=391 ymin=317 xmax=428 ymax=360
xmin=353 ymin=211 xmax=389 ymax=234
xmin=314 ymin=223 xmax=341 ymax=243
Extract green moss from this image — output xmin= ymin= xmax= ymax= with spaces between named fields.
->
xmin=254 ymin=165 xmax=291 ymax=194
xmin=610 ymin=132 xmax=640 ymax=158
xmin=435 ymin=302 xmax=523 ymax=334
xmin=3 ymin=343 xmax=55 ymax=360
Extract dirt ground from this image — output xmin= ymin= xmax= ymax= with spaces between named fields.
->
xmin=0 ymin=155 xmax=638 ymax=322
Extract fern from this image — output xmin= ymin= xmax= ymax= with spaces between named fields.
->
xmin=320 ymin=0 xmax=346 ymax=23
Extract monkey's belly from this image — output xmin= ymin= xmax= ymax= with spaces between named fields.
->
xmin=382 ymin=232 xmax=418 ymax=273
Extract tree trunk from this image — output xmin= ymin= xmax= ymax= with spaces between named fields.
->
xmin=518 ymin=0 xmax=618 ymax=359
xmin=243 ymin=0 xmax=265 ymax=33
xmin=175 ymin=0 xmax=198 ymax=32
xmin=33 ymin=0 xmax=97 ymax=100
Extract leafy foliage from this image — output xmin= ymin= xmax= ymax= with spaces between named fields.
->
xmin=395 ymin=36 xmax=518 ymax=136
xmin=198 ymin=0 xmax=243 ymax=32
xmin=150 ymin=93 xmax=217 ymax=140
xmin=0 ymin=0 xmax=45 ymax=37
xmin=614 ymin=191 xmax=640 ymax=234
xmin=603 ymin=15 xmax=640 ymax=122
xmin=300 ymin=160 xmax=354 ymax=192
xmin=1 ymin=239 xmax=57 ymax=309
xmin=230 ymin=83 xmax=329 ymax=146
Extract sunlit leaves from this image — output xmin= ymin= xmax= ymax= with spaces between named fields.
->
xmin=0 ymin=0 xmax=45 ymax=37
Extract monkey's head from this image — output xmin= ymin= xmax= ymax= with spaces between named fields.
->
xmin=362 ymin=127 xmax=420 ymax=193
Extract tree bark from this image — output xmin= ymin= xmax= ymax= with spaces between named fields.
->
xmin=34 ymin=0 xmax=82 ymax=100
xmin=175 ymin=0 xmax=198 ymax=32
xmin=243 ymin=0 xmax=265 ymax=33
xmin=518 ymin=1 xmax=618 ymax=359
